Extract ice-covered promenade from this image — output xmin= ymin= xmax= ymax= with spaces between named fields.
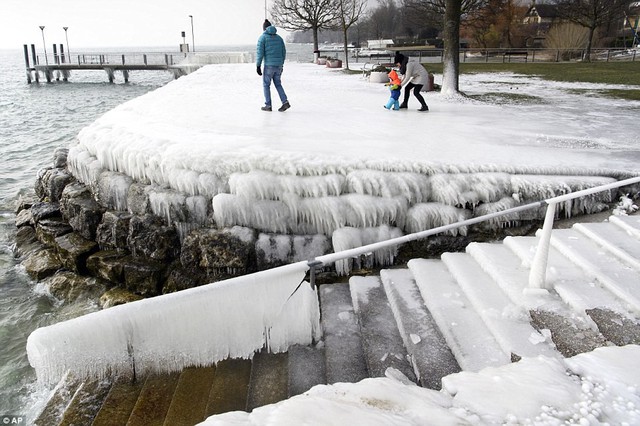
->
xmin=71 ymin=61 xmax=639 ymax=189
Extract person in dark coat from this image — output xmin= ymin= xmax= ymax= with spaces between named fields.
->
xmin=394 ymin=52 xmax=429 ymax=112
xmin=256 ymin=19 xmax=290 ymax=112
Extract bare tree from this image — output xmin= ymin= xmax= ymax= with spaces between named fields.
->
xmin=462 ymin=0 xmax=528 ymax=48
xmin=550 ymin=0 xmax=633 ymax=61
xmin=368 ymin=0 xmax=401 ymax=39
xmin=336 ymin=0 xmax=368 ymax=69
xmin=402 ymin=0 xmax=485 ymax=94
xmin=271 ymin=0 xmax=342 ymax=53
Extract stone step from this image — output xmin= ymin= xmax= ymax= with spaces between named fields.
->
xmin=441 ymin=252 xmax=560 ymax=361
xmin=245 ymin=351 xmax=288 ymax=411
xmin=205 ymin=358 xmax=252 ymax=416
xmin=92 ymin=375 xmax=145 ymax=426
xmin=287 ymin=344 xmax=326 ymax=397
xmin=504 ymin=236 xmax=637 ymax=317
xmin=33 ymin=372 xmax=80 ymax=426
xmin=163 ymin=366 xmax=217 ymax=426
xmin=319 ymin=283 xmax=368 ymax=384
xmin=465 ymin=242 xmax=605 ymax=357
xmin=408 ymin=258 xmax=510 ymax=372
xmin=610 ymin=214 xmax=640 ymax=239
xmin=59 ymin=378 xmax=112 ymax=426
xmin=349 ymin=276 xmax=417 ymax=383
xmin=585 ymin=307 xmax=640 ymax=346
xmin=549 ymin=228 xmax=640 ymax=312
xmin=379 ymin=268 xmax=460 ymax=389
xmin=126 ymin=372 xmax=180 ymax=426
xmin=574 ymin=221 xmax=640 ymax=271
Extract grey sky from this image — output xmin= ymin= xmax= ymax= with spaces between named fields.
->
xmin=0 ymin=0 xmax=285 ymax=50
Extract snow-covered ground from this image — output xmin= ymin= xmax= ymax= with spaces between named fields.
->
xmin=62 ymin=61 xmax=640 ymax=425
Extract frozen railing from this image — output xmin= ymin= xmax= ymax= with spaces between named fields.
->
xmin=27 ymin=263 xmax=321 ymax=385
xmin=306 ymin=175 xmax=640 ymax=290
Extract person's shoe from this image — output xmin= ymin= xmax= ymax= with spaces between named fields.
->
xmin=418 ymin=105 xmax=429 ymax=112
xmin=261 ymin=105 xmax=272 ymax=111
xmin=278 ymin=101 xmax=290 ymax=112
xmin=399 ymin=102 xmax=408 ymax=109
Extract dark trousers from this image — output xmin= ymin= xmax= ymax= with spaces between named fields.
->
xmin=402 ymin=83 xmax=427 ymax=107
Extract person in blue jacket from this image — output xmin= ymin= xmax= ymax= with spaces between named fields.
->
xmin=256 ymin=19 xmax=290 ymax=112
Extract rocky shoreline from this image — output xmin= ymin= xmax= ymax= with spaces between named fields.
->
xmin=14 ymin=147 xmax=636 ymax=310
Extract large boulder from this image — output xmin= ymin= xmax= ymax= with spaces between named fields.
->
xmin=15 ymin=209 xmax=33 ymax=228
xmin=121 ymin=256 xmax=166 ymax=296
xmin=22 ymin=248 xmax=62 ymax=280
xmin=35 ymin=167 xmax=74 ymax=202
xmin=162 ymin=266 xmax=209 ymax=294
xmin=30 ymin=202 xmax=61 ymax=223
xmin=127 ymin=183 xmax=153 ymax=216
xmin=54 ymin=232 xmax=99 ymax=274
xmin=86 ymin=250 xmax=128 ymax=284
xmin=14 ymin=226 xmax=43 ymax=259
xmin=96 ymin=211 xmax=132 ymax=251
xmin=60 ymin=183 xmax=105 ymax=240
xmin=181 ymin=226 xmax=257 ymax=277
xmin=127 ymin=214 xmax=180 ymax=262
xmin=99 ymin=287 xmax=143 ymax=309
xmin=35 ymin=218 xmax=73 ymax=247
xmin=44 ymin=271 xmax=107 ymax=303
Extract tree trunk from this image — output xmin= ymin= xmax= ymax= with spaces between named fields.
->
xmin=442 ymin=0 xmax=462 ymax=95
xmin=584 ymin=25 xmax=596 ymax=62
xmin=313 ymin=26 xmax=320 ymax=52
xmin=343 ymin=27 xmax=350 ymax=69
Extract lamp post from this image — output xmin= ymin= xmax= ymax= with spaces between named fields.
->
xmin=39 ymin=26 xmax=48 ymax=65
xmin=189 ymin=15 xmax=195 ymax=52
xmin=265 ymin=0 xmax=268 ymax=19
xmin=63 ymin=27 xmax=70 ymax=59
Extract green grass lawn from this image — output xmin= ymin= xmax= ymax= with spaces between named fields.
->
xmin=425 ymin=62 xmax=640 ymax=101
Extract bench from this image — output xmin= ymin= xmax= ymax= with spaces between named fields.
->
xmin=502 ymin=50 xmax=528 ymax=63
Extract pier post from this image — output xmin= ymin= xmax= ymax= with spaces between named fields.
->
xmin=52 ymin=44 xmax=60 ymax=81
xmin=24 ymin=45 xmax=32 ymax=84
xmin=31 ymin=45 xmax=39 ymax=83
xmin=122 ymin=69 xmax=129 ymax=83
xmin=105 ymin=68 xmax=115 ymax=83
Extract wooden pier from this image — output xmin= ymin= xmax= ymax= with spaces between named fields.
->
xmin=23 ymin=44 xmax=195 ymax=83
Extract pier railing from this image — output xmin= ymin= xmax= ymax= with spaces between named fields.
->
xmin=36 ymin=52 xmax=183 ymax=67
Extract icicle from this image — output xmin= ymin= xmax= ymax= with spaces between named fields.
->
xmin=149 ymin=189 xmax=187 ymax=224
xmin=96 ymin=171 xmax=132 ymax=211
xmin=213 ymin=194 xmax=291 ymax=233
xmin=230 ymin=171 xmax=345 ymax=200
xmin=474 ymin=197 xmax=520 ymax=228
xmin=332 ymin=225 xmax=403 ymax=275
xmin=345 ymin=170 xmax=430 ymax=203
xmin=429 ymin=173 xmax=512 ymax=207
xmin=27 ymin=262 xmax=319 ymax=386
xmin=404 ymin=203 xmax=471 ymax=236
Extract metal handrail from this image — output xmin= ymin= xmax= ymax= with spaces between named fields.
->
xmin=306 ymin=175 xmax=640 ymax=289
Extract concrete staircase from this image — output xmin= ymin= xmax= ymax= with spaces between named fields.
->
xmin=35 ymin=215 xmax=640 ymax=425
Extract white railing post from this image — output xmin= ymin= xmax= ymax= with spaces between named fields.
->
xmin=528 ymin=201 xmax=557 ymax=290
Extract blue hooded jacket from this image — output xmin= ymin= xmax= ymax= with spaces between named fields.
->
xmin=256 ymin=26 xmax=286 ymax=67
